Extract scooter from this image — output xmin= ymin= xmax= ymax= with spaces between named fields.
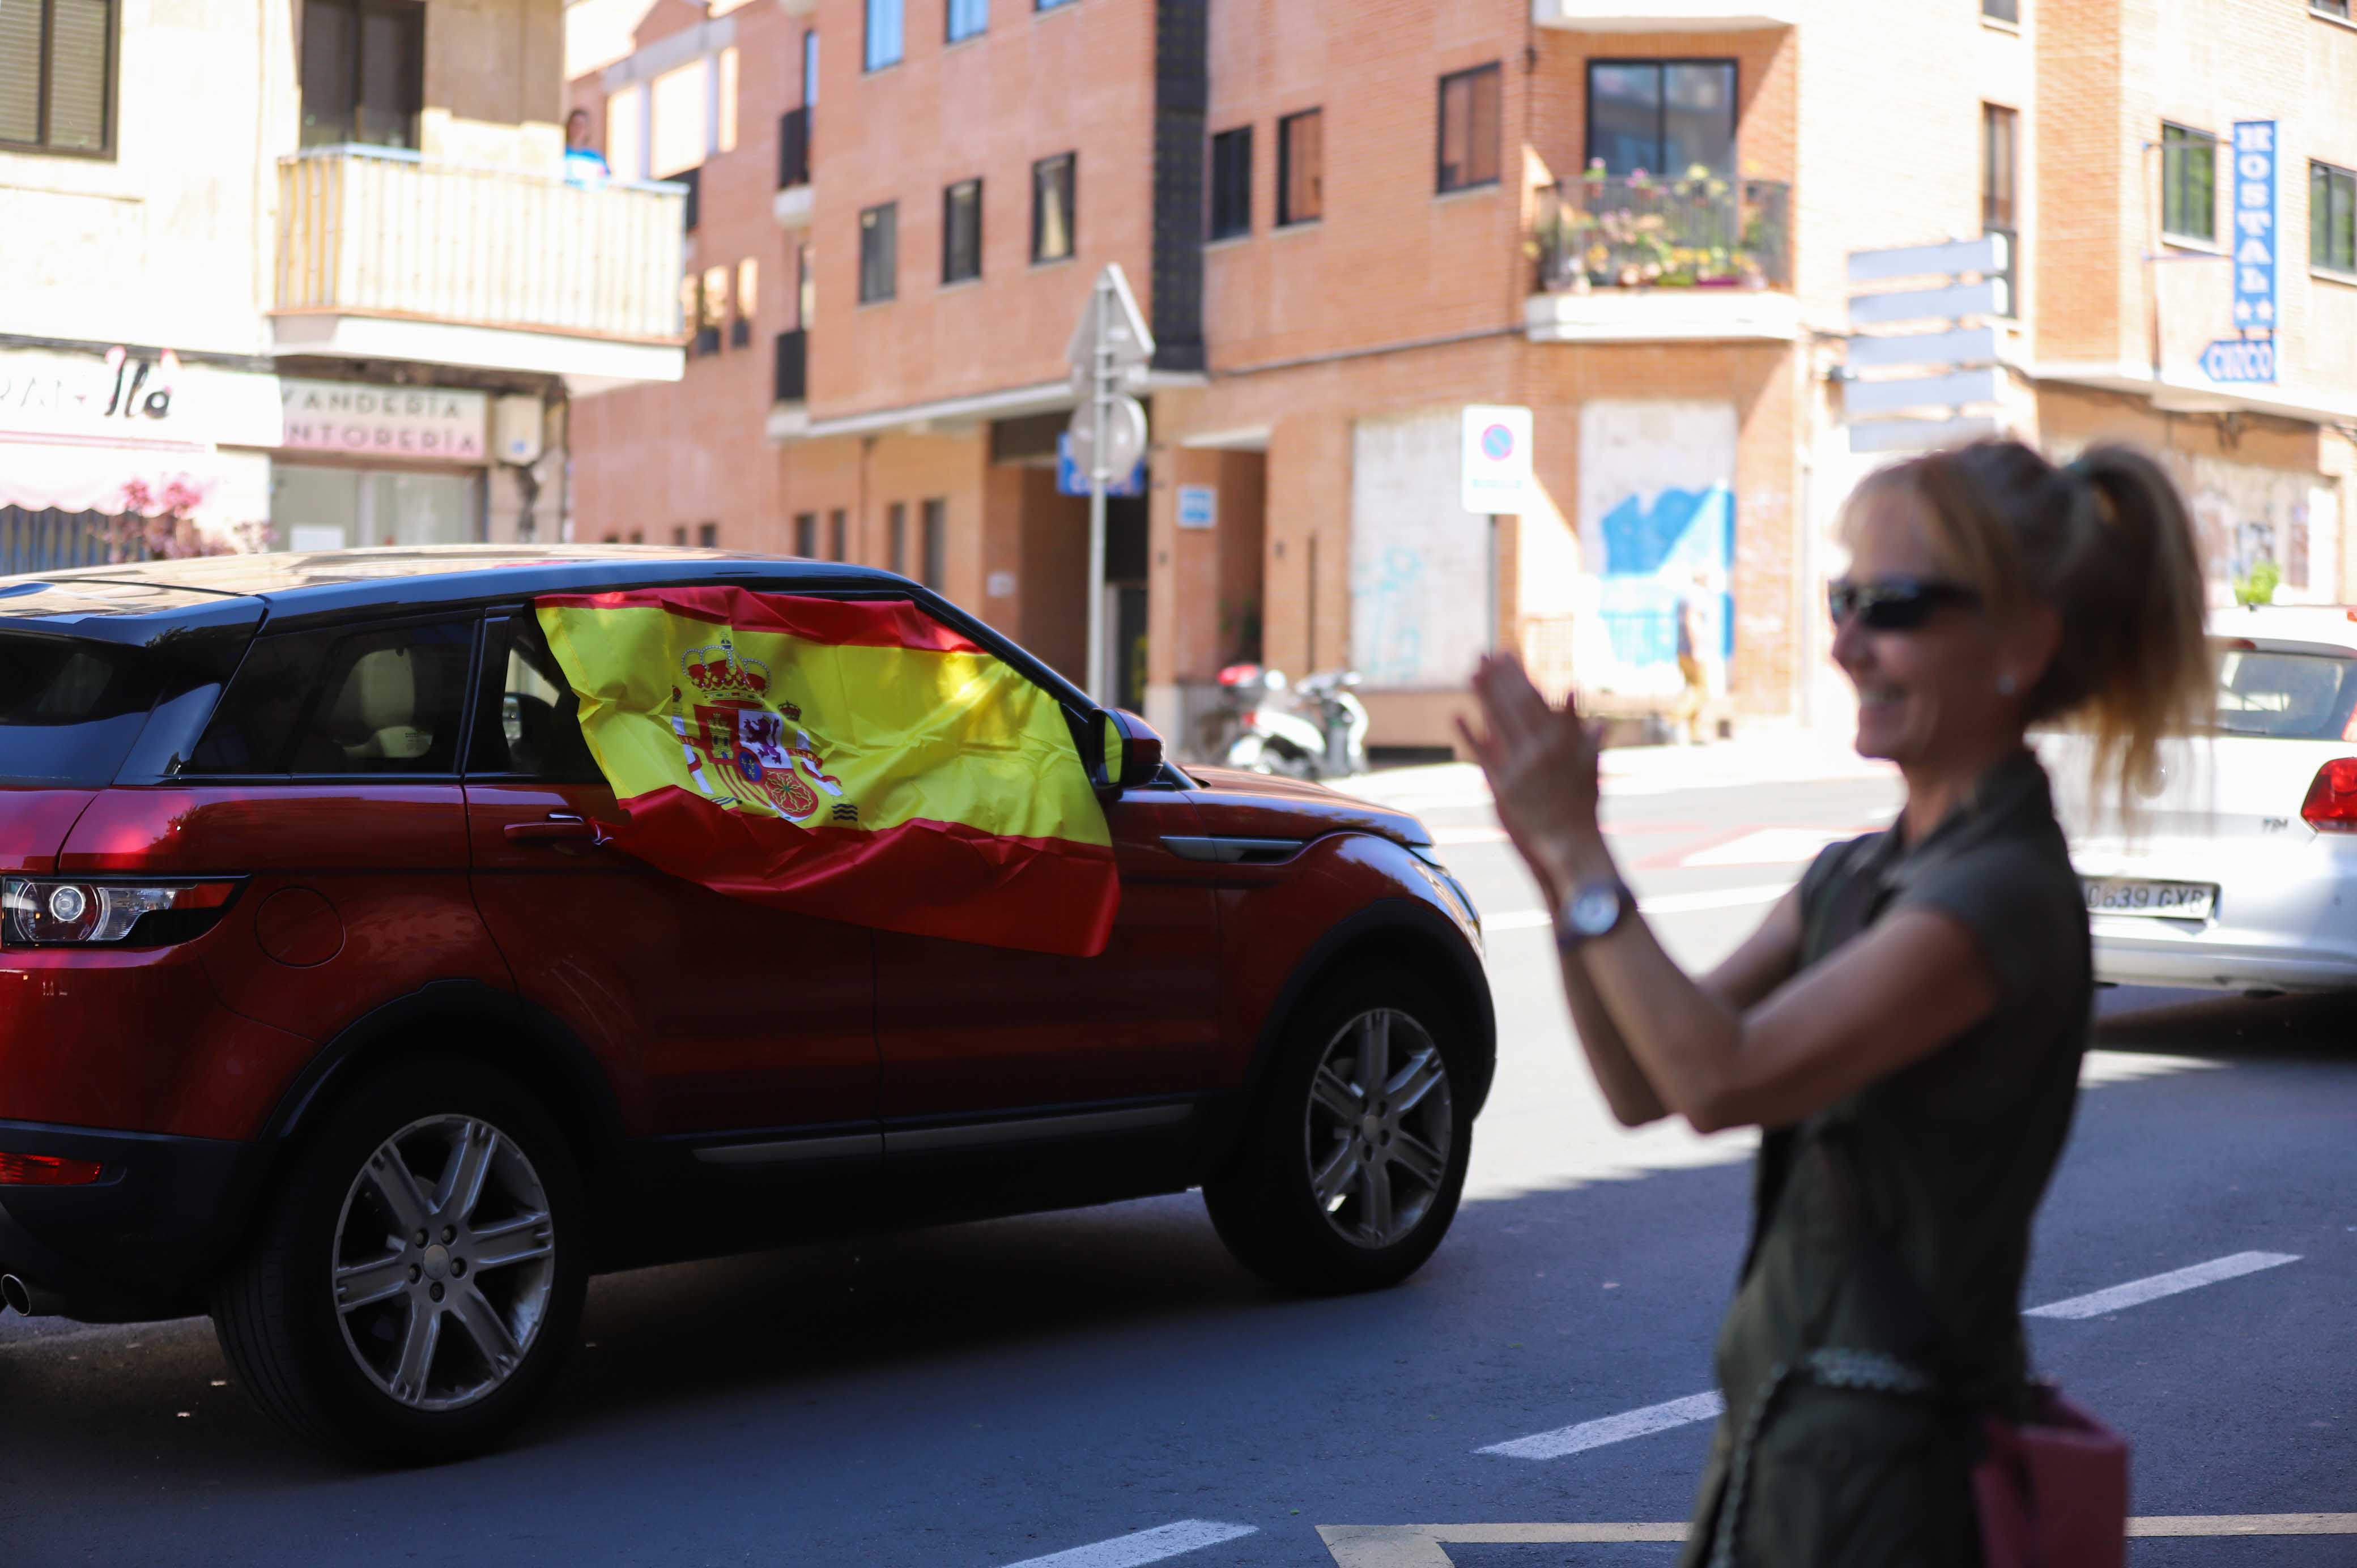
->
xmin=1218 ymin=664 xmax=1368 ymax=781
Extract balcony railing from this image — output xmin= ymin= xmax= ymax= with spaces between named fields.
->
xmin=778 ymin=107 xmax=811 ymax=190
xmin=1533 ymin=173 xmax=1790 ymax=291
xmin=774 ymin=327 xmax=807 ymax=402
xmin=275 ymin=146 xmax=688 ymax=342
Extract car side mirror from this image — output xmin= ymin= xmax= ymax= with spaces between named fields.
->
xmin=1088 ymin=708 xmax=1165 ymax=796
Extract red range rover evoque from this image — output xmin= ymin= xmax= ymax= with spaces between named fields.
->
xmin=0 ymin=547 xmax=1491 ymax=1459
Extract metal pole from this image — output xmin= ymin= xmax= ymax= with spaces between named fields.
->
xmin=1085 ymin=274 xmax=1112 ymax=706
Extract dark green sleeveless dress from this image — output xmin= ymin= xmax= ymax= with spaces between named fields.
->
xmin=1679 ymin=750 xmax=2092 ymax=1567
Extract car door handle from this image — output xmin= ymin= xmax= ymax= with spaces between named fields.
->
xmin=503 ymin=815 xmax=612 ymax=847
xmin=1160 ymin=835 xmax=1301 ymax=864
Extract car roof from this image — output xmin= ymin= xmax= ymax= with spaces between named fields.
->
xmin=2210 ymin=603 xmax=2357 ymax=654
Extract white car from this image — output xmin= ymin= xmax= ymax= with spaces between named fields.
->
xmin=2045 ymin=604 xmax=2357 ymax=995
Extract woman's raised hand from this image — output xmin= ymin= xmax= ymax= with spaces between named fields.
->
xmin=1458 ymin=654 xmax=1604 ymax=897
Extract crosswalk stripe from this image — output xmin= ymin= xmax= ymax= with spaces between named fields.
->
xmin=997 ymin=1520 xmax=1257 ymax=1568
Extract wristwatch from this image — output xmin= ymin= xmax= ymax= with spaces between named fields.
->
xmin=1554 ymin=879 xmax=1637 ymax=951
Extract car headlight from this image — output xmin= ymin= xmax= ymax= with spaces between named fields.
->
xmin=1 ymin=877 xmax=240 ymax=947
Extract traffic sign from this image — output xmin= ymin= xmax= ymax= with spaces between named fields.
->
xmin=2198 ymin=336 xmax=2277 ymax=385
xmin=1065 ymin=392 xmax=1147 ymax=481
xmin=1063 ymin=263 xmax=1155 ymax=381
xmin=1460 ymin=404 xmax=1535 ymax=515
xmin=1056 ymin=433 xmax=1145 ymax=497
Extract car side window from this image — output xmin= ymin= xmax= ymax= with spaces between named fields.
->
xmin=184 ymin=619 xmax=475 ymax=777
xmin=469 ymin=613 xmax=606 ymax=783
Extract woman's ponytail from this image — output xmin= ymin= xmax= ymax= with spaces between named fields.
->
xmin=2041 ymin=444 xmax=2212 ymax=815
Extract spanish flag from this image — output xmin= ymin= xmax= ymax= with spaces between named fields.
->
xmin=537 ymin=586 xmax=1119 ymax=957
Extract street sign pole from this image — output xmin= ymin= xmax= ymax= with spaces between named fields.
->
xmin=1063 ymin=264 xmax=1154 ymax=709
xmin=1086 ymin=271 xmax=1112 ymax=705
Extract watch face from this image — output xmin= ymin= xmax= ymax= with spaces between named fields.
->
xmin=1570 ymin=886 xmax=1622 ymax=936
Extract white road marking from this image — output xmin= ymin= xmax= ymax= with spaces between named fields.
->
xmin=1476 ymin=1391 xmax=1726 ymax=1460
xmin=1678 ymin=827 xmax=1856 ymax=868
xmin=2024 ymin=1250 xmax=2301 ymax=1320
xmin=1485 ymin=884 xmax=1792 ymax=934
xmin=1315 ymin=1518 xmax=2357 ymax=1565
xmin=1480 ymin=1250 xmax=2305 ymax=1460
xmin=998 ymin=1520 xmax=1258 ymax=1568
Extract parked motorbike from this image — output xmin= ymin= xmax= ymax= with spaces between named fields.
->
xmin=1217 ymin=663 xmax=1368 ymax=781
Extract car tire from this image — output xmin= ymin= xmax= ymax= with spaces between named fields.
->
xmin=1203 ymin=970 xmax=1473 ymax=1294
xmin=211 ymin=1056 xmax=587 ymax=1464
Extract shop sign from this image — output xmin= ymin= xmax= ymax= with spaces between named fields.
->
xmin=2198 ymin=337 xmax=2277 ymax=384
xmin=280 ymin=380 xmax=488 ymax=461
xmin=2231 ymin=120 xmax=2278 ymax=345
xmin=1176 ymin=485 xmax=1218 ymax=530
xmin=0 ymin=347 xmax=282 ymax=449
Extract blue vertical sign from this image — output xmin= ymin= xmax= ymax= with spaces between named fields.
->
xmin=2231 ymin=120 xmax=2278 ymax=353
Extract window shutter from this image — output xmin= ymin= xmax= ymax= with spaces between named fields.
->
xmin=44 ymin=0 xmax=110 ymax=152
xmin=0 ymin=0 xmax=42 ymax=144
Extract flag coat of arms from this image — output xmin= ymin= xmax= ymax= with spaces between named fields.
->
xmin=536 ymin=586 xmax=1119 ymax=957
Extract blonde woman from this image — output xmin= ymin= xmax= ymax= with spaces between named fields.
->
xmin=1462 ymin=441 xmax=2210 ymax=1565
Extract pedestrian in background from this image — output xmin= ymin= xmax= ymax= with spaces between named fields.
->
xmin=1460 ymin=440 xmax=2210 ymax=1566
xmin=1675 ymin=573 xmax=1711 ymax=745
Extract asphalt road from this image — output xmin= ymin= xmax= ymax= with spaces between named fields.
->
xmin=3 ymin=758 xmax=2352 ymax=1567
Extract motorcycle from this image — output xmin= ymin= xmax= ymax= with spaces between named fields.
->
xmin=1217 ymin=663 xmax=1369 ymax=781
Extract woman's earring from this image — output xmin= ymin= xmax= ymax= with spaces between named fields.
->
xmin=1997 ymin=672 xmax=2019 ymax=697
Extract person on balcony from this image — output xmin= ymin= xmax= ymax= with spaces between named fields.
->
xmin=563 ymin=109 xmax=610 ymax=189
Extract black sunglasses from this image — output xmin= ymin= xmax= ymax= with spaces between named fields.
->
xmin=1827 ymin=577 xmax=1981 ymax=631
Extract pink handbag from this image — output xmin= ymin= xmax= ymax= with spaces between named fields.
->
xmin=1971 ymin=1389 xmax=2130 ymax=1568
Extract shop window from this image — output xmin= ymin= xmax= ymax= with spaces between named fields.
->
xmin=864 ymin=0 xmax=902 ymax=71
xmin=298 ymin=0 xmax=422 ymax=151
xmin=887 ymin=502 xmax=907 ymax=575
xmin=1208 ymin=126 xmax=1252 ymax=240
xmin=2313 ymin=161 xmax=2356 ymax=274
xmin=2162 ymin=123 xmax=2216 ymax=242
xmin=1033 ymin=151 xmax=1076 ymax=263
xmin=921 ymin=498 xmax=946 ymax=590
xmin=860 ymin=202 xmax=898 ymax=303
xmin=1278 ymin=108 xmax=1322 ymax=225
xmin=1585 ymin=59 xmax=1734 ymax=180
xmin=794 ymin=512 xmax=819 ymax=557
xmin=1436 ymin=63 xmax=1501 ymax=193
xmin=943 ymin=178 xmax=982 ymax=284
xmin=828 ymin=508 xmax=846 ymax=561
xmin=947 ymin=0 xmax=986 ymax=42
xmin=0 ymin=0 xmax=117 ymax=155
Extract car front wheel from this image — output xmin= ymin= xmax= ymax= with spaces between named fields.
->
xmin=212 ymin=1056 xmax=586 ymax=1463
xmin=1203 ymin=972 xmax=1472 ymax=1293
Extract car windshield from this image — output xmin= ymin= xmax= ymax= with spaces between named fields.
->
xmin=0 ymin=634 xmax=163 ymax=786
xmin=2213 ymin=645 xmax=2357 ymax=739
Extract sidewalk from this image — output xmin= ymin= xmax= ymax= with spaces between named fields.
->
xmin=1337 ymin=727 xmax=1895 ymax=811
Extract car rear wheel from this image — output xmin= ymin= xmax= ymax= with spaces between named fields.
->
xmin=1203 ymin=971 xmax=1472 ymax=1293
xmin=212 ymin=1057 xmax=586 ymax=1463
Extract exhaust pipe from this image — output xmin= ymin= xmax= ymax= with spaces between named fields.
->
xmin=1 ymin=1273 xmax=68 ymax=1317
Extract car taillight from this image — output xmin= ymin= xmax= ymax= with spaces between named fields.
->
xmin=2299 ymin=760 xmax=2357 ymax=833
xmin=0 ymin=877 xmax=239 ymax=947
xmin=0 ymin=1151 xmax=104 ymax=1186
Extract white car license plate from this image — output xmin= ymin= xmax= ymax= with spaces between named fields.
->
xmin=2081 ymin=877 xmax=2216 ymax=921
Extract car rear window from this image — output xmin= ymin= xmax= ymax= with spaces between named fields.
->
xmin=2214 ymin=645 xmax=2357 ymax=739
xmin=184 ymin=618 xmax=476 ymax=776
xmin=0 ymin=634 xmax=163 ymax=786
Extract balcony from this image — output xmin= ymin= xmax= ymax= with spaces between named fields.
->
xmin=1525 ymin=173 xmax=1799 ymax=344
xmin=774 ymin=107 xmax=812 ymax=230
xmin=767 ymin=327 xmax=810 ymax=441
xmin=273 ymin=146 xmax=688 ymax=393
xmin=1532 ymin=0 xmax=1797 ymax=27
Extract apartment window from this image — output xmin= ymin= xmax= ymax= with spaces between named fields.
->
xmin=1037 ymin=0 xmax=1076 ymax=9
xmin=796 ymin=241 xmax=815 ymax=326
xmin=672 ymin=525 xmax=688 ymax=546
xmin=2315 ymin=1 xmax=2352 ymax=18
xmin=1982 ymin=103 xmax=2018 ymax=316
xmin=2162 ymin=123 xmax=2217 ymax=242
xmin=1982 ymin=0 xmax=2019 ymax=20
xmin=605 ymin=87 xmax=643 ymax=180
xmin=887 ymin=502 xmax=907 ymax=576
xmin=701 ymin=264 xmax=730 ymax=351
xmin=921 ymin=499 xmax=946 ymax=591
xmin=697 ymin=523 xmax=718 ymax=548
xmin=1033 ymin=152 xmax=1077 ymax=262
xmin=733 ymin=257 xmax=759 ymax=348
xmin=1586 ymin=59 xmax=1735 ymax=180
xmin=864 ymin=0 xmax=903 ymax=71
xmin=1436 ymin=63 xmax=1501 ymax=192
xmin=1208 ymin=126 xmax=1252 ymax=240
xmin=794 ymin=512 xmax=819 ymax=557
xmin=1 ymin=0 xmax=117 ymax=154
xmin=947 ymin=0 xmax=987 ymax=42
xmin=1278 ymin=108 xmax=1323 ymax=225
xmin=297 ymin=0 xmax=422 ymax=151
xmin=943 ymin=178 xmax=983 ymax=283
xmin=2316 ymin=162 xmax=2357 ymax=274
xmin=859 ymin=202 xmax=898 ymax=303
xmin=827 ymin=508 xmax=847 ymax=561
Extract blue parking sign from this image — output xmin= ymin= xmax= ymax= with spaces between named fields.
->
xmin=1057 ymin=433 xmax=1146 ymax=498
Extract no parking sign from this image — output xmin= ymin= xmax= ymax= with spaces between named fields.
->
xmin=1460 ymin=404 xmax=1535 ymax=515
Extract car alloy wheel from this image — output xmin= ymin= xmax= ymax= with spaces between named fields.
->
xmin=1301 ymin=1007 xmax=1454 ymax=1250
xmin=330 ymin=1114 xmax=558 ymax=1412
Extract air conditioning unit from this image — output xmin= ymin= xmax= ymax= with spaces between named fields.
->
xmin=493 ymin=396 xmax=544 ymax=466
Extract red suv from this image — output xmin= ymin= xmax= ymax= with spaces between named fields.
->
xmin=0 ymin=548 xmax=1490 ymax=1459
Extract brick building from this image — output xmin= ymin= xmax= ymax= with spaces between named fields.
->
xmin=563 ymin=0 xmax=2357 ymax=755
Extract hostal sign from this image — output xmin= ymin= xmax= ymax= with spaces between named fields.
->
xmin=280 ymin=381 xmax=487 ymax=461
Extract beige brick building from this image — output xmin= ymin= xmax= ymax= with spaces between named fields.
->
xmin=564 ymin=0 xmax=2357 ymax=756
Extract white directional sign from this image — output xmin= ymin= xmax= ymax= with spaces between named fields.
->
xmin=1845 ymin=233 xmax=2009 ymax=284
xmin=1848 ymin=415 xmax=2000 ymax=454
xmin=1460 ymin=404 xmax=1535 ymax=515
xmin=1843 ymin=367 xmax=2002 ymax=419
xmin=1845 ymin=326 xmax=1998 ymax=372
xmin=1847 ymin=279 xmax=2004 ymax=327
xmin=1843 ymin=237 xmax=2009 ymax=454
